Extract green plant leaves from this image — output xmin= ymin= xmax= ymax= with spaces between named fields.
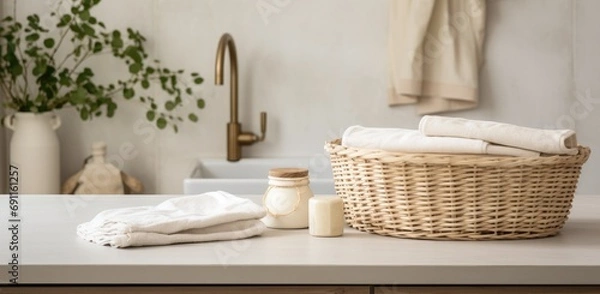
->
xmin=129 ymin=63 xmax=142 ymax=74
xmin=146 ymin=110 xmax=155 ymax=121
xmin=81 ymin=23 xmax=95 ymax=36
xmin=4 ymin=44 xmax=23 ymax=77
xmin=32 ymin=60 xmax=48 ymax=76
xmin=73 ymin=44 xmax=82 ymax=57
xmin=156 ymin=117 xmax=167 ymax=129
xmin=70 ymin=24 xmax=82 ymax=37
xmin=57 ymin=15 xmax=72 ymax=27
xmin=25 ymin=33 xmax=39 ymax=42
xmin=79 ymin=10 xmax=91 ymax=21
xmin=0 ymin=4 xmax=208 ymax=133
xmin=59 ymin=70 xmax=72 ymax=86
xmin=165 ymin=101 xmax=175 ymax=111
xmin=10 ymin=64 xmax=23 ymax=76
xmin=26 ymin=14 xmax=40 ymax=24
xmin=71 ymin=87 xmax=88 ymax=104
xmin=24 ymin=46 xmax=40 ymax=57
xmin=80 ymin=107 xmax=89 ymax=120
xmin=43 ymin=38 xmax=55 ymax=48
xmin=123 ymin=88 xmax=134 ymax=99
xmin=196 ymin=98 xmax=205 ymax=109
xmin=92 ymin=41 xmax=102 ymax=53
xmin=106 ymin=102 xmax=117 ymax=117
xmin=83 ymin=82 xmax=97 ymax=94
xmin=25 ymin=14 xmax=47 ymax=33
xmin=111 ymin=31 xmax=123 ymax=49
xmin=76 ymin=67 xmax=94 ymax=84
xmin=123 ymin=46 xmax=143 ymax=64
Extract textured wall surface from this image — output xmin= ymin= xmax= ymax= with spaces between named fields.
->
xmin=2 ymin=0 xmax=598 ymax=194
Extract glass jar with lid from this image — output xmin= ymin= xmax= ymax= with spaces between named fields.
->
xmin=261 ymin=168 xmax=314 ymax=229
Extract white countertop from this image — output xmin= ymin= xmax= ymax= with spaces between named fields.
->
xmin=1 ymin=194 xmax=599 ymax=285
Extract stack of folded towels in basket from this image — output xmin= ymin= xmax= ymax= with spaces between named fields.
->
xmin=77 ymin=191 xmax=267 ymax=248
xmin=342 ymin=115 xmax=579 ymax=157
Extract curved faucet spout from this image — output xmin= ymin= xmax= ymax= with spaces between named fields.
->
xmin=215 ymin=33 xmax=238 ymax=123
xmin=214 ymin=33 xmax=267 ymax=162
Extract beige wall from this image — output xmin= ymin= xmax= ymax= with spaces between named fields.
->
xmin=3 ymin=0 xmax=599 ymax=194
xmin=574 ymin=0 xmax=600 ymax=195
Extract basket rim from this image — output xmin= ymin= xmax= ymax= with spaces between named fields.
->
xmin=325 ymin=138 xmax=591 ymax=167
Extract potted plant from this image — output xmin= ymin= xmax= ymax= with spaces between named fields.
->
xmin=0 ymin=0 xmax=205 ymax=193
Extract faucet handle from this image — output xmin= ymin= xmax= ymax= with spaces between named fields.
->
xmin=237 ymin=112 xmax=267 ymax=145
xmin=258 ymin=111 xmax=267 ymax=141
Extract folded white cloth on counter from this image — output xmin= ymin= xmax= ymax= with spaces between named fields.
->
xmin=419 ymin=115 xmax=578 ymax=155
xmin=342 ymin=125 xmax=539 ymax=157
xmin=77 ymin=191 xmax=267 ymax=248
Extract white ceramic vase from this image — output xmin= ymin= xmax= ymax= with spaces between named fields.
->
xmin=4 ymin=112 xmax=61 ymax=194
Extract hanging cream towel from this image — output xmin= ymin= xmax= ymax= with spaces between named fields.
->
xmin=342 ymin=125 xmax=539 ymax=157
xmin=77 ymin=191 xmax=267 ymax=248
xmin=419 ymin=116 xmax=579 ymax=155
xmin=389 ymin=0 xmax=486 ymax=114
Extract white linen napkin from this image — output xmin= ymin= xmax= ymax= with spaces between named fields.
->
xmin=77 ymin=191 xmax=267 ymax=248
xmin=419 ymin=115 xmax=578 ymax=155
xmin=342 ymin=125 xmax=539 ymax=157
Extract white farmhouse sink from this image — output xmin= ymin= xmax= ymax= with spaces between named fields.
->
xmin=183 ymin=157 xmax=336 ymax=195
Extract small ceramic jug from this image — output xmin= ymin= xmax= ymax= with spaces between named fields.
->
xmin=62 ymin=142 xmax=143 ymax=194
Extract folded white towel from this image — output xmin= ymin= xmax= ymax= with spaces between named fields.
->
xmin=342 ymin=125 xmax=539 ymax=157
xmin=419 ymin=115 xmax=578 ymax=155
xmin=77 ymin=191 xmax=267 ymax=248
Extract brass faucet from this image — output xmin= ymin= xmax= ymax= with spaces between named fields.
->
xmin=215 ymin=33 xmax=267 ymax=162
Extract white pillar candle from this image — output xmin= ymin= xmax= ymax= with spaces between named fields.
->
xmin=309 ymin=196 xmax=344 ymax=237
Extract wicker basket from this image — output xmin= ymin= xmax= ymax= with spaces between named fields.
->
xmin=325 ymin=139 xmax=591 ymax=240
